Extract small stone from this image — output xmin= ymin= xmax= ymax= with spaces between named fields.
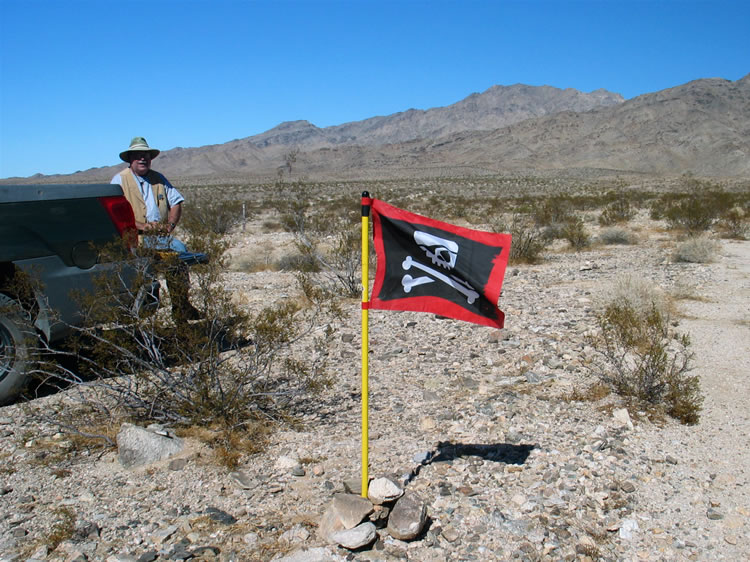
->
xmin=205 ymin=507 xmax=237 ymax=525
xmin=192 ymin=546 xmax=220 ymax=558
xmin=275 ymin=456 xmax=299 ymax=470
xmin=151 ymin=524 xmax=178 ymax=545
xmin=291 ymin=466 xmax=306 ymax=477
xmin=441 ymin=525 xmax=460 ymax=543
xmin=168 ymin=457 xmax=189 ymax=471
xmin=280 ymin=524 xmax=311 ymax=544
xmin=612 ymin=408 xmax=634 ymax=430
xmin=620 ymin=481 xmax=636 ymax=493
xmin=619 ymin=518 xmax=638 ymax=540
xmin=368 ymin=477 xmax=403 ymax=505
xmin=419 ymin=417 xmax=436 ymax=431
xmin=342 ymin=479 xmax=362 ymax=495
xmin=706 ymin=508 xmax=724 ymax=520
xmin=230 ymin=470 xmax=254 ymax=489
xmin=329 ymin=522 xmax=377 ymax=549
xmin=243 ymin=532 xmax=259 ymax=545
xmin=413 ymin=451 xmax=432 ymax=464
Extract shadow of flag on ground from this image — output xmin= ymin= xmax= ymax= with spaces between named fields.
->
xmin=368 ymin=198 xmax=511 ymax=328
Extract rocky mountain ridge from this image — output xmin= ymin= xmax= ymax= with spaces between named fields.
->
xmin=5 ymin=74 xmax=749 ymax=182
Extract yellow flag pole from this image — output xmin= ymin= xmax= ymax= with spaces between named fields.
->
xmin=360 ymin=192 xmax=371 ymax=498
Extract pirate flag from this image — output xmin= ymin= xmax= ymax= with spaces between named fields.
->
xmin=368 ymin=198 xmax=511 ymax=328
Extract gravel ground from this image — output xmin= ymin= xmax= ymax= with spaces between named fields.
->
xmin=1 ymin=218 xmax=748 ymax=561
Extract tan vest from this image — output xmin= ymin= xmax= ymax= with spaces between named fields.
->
xmin=118 ymin=168 xmax=170 ymax=224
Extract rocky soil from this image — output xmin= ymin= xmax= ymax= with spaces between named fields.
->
xmin=1 ymin=215 xmax=749 ymax=561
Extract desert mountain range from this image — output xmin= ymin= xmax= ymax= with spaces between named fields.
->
xmin=13 ymin=74 xmax=750 ymax=182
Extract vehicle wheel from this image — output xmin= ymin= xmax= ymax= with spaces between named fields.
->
xmin=0 ymin=294 xmax=36 ymax=405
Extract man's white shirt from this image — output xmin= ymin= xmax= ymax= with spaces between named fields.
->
xmin=111 ymin=170 xmax=184 ymax=222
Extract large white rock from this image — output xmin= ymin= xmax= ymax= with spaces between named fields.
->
xmin=367 ymin=477 xmax=403 ymax=505
xmin=612 ymin=408 xmax=634 ymax=430
xmin=116 ymin=423 xmax=185 ymax=469
xmin=329 ymin=522 xmax=377 ymax=550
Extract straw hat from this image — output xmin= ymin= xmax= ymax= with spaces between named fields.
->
xmin=119 ymin=137 xmax=160 ymax=162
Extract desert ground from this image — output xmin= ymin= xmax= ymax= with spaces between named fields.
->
xmin=1 ymin=175 xmax=749 ymax=561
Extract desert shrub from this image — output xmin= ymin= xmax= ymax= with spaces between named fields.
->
xmin=276 ymin=252 xmax=321 ymax=272
xmin=261 ymin=219 xmax=284 ymax=232
xmin=598 ymin=198 xmax=635 ymax=226
xmin=718 ymin=207 xmax=748 ymax=240
xmin=590 ymin=278 xmax=702 ymax=424
xmin=45 ymin=507 xmax=76 ymax=551
xmin=281 ymin=185 xmax=361 ymax=297
xmin=181 ymin=197 xmax=246 ymax=236
xmin=602 ymin=274 xmax=670 ymax=317
xmin=598 ymin=227 xmax=638 ymax=245
xmin=672 ymin=236 xmax=721 ymax=263
xmin=561 ymin=216 xmax=591 ymax=250
xmin=652 ymin=181 xmax=733 ymax=233
xmin=28 ymin=225 xmax=336 ymax=447
xmin=663 ymin=196 xmax=718 ymax=232
xmin=492 ymin=214 xmax=547 ymax=264
xmin=533 ymin=196 xmax=574 ymax=226
xmin=541 ymin=223 xmax=565 ymax=242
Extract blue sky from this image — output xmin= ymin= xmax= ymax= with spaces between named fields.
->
xmin=0 ymin=0 xmax=747 ymax=178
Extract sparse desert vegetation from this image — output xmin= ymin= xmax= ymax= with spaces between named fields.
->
xmin=3 ymin=172 xmax=750 ymax=561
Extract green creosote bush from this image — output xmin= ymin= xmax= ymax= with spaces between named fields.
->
xmin=541 ymin=223 xmax=565 ymax=243
xmin=180 ymin=196 xmax=247 ymax=236
xmin=598 ymin=198 xmax=636 ymax=226
xmin=30 ymin=223 xmax=336 ymax=447
xmin=650 ymin=179 xmax=734 ymax=233
xmin=718 ymin=207 xmax=748 ymax=240
xmin=277 ymin=252 xmax=321 ymax=273
xmin=533 ymin=196 xmax=574 ymax=227
xmin=590 ymin=277 xmax=702 ymax=424
xmin=672 ymin=235 xmax=721 ymax=264
xmin=561 ymin=216 xmax=591 ymax=250
xmin=280 ymin=183 xmax=362 ymax=298
xmin=492 ymin=213 xmax=547 ymax=264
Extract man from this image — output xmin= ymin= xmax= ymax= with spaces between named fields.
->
xmin=112 ymin=137 xmax=201 ymax=321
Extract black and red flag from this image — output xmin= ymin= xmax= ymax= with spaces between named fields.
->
xmin=366 ymin=198 xmax=512 ymax=328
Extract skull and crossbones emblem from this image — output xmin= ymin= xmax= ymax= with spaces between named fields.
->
xmin=401 ymin=231 xmax=479 ymax=304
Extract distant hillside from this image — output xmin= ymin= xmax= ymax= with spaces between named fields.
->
xmin=247 ymin=84 xmax=624 ymax=148
xmin=5 ymin=75 xmax=749 ymax=183
xmin=380 ymin=75 xmax=750 ymax=177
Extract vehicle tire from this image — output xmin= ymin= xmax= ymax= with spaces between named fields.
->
xmin=0 ymin=293 xmax=36 ymax=405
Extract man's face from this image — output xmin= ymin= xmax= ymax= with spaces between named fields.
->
xmin=129 ymin=151 xmax=152 ymax=176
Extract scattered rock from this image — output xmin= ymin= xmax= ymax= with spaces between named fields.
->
xmin=612 ymin=408 xmax=634 ymax=430
xmin=116 ymin=423 xmax=185 ymax=469
xmin=367 ymin=477 xmax=403 ymax=505
xmin=387 ymin=492 xmax=427 ymax=540
xmin=318 ymin=493 xmax=374 ymax=540
xmin=330 ymin=521 xmax=377 ymax=549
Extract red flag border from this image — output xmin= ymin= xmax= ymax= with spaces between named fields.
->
xmin=369 ymin=198 xmax=511 ymax=329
